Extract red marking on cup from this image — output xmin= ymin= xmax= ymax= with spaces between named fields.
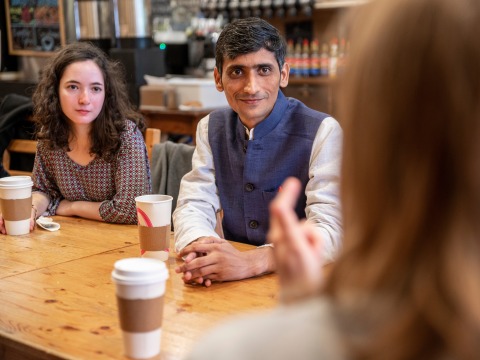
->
xmin=136 ymin=208 xmax=153 ymax=227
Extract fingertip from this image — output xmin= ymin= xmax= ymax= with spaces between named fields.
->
xmin=195 ymin=276 xmax=204 ymax=285
xmin=184 ymin=252 xmax=196 ymax=263
xmin=285 ymin=176 xmax=301 ymax=188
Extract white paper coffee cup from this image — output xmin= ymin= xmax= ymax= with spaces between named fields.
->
xmin=0 ymin=176 xmax=33 ymax=235
xmin=112 ymin=257 xmax=169 ymax=359
xmin=135 ymin=195 xmax=173 ymax=261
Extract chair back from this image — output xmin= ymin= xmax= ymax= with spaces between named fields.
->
xmin=3 ymin=139 xmax=38 ymax=176
xmin=144 ymin=128 xmax=161 ymax=165
xmin=150 ymin=141 xmax=194 ymax=215
xmin=150 ymin=140 xmax=224 ymax=236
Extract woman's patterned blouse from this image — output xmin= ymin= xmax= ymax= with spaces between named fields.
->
xmin=32 ymin=120 xmax=152 ymax=224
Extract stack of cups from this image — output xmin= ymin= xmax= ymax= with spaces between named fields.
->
xmin=135 ymin=195 xmax=173 ymax=261
xmin=0 ymin=176 xmax=33 ymax=235
xmin=112 ymin=257 xmax=169 ymax=359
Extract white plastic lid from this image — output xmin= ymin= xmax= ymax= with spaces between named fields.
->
xmin=0 ymin=176 xmax=33 ymax=189
xmin=111 ymin=257 xmax=169 ymax=285
xmin=135 ymin=194 xmax=173 ymax=204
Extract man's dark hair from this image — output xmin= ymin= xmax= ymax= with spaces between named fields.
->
xmin=215 ymin=17 xmax=286 ymax=76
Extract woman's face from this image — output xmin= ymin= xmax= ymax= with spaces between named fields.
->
xmin=58 ymin=60 xmax=105 ymax=128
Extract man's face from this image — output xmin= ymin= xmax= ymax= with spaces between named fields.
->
xmin=214 ymin=48 xmax=289 ymax=129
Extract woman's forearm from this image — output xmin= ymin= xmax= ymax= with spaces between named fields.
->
xmin=56 ymin=200 xmax=103 ymax=221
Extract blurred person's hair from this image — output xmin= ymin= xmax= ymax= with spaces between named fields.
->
xmin=325 ymin=0 xmax=480 ymax=358
xmin=215 ymin=17 xmax=287 ymax=77
xmin=33 ymin=41 xmax=144 ymax=162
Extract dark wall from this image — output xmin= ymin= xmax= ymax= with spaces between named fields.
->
xmin=0 ymin=4 xmax=19 ymax=72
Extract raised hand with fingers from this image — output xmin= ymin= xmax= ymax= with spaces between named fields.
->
xmin=268 ymin=177 xmax=325 ymax=303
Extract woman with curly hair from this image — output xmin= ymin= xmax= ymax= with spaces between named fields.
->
xmin=1 ymin=42 xmax=151 ymax=233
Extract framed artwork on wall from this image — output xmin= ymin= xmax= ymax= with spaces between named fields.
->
xmin=4 ymin=0 xmax=66 ymax=56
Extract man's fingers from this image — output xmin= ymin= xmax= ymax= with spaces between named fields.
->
xmin=195 ymin=237 xmax=225 ymax=245
xmin=184 ymin=251 xmax=199 ymax=263
xmin=182 ymin=274 xmax=205 ymax=285
xmin=180 ymin=242 xmax=217 ymax=257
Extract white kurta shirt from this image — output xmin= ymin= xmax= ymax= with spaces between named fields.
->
xmin=173 ymin=115 xmax=343 ymax=262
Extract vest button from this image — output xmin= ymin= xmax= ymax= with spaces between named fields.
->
xmin=245 ymin=183 xmax=254 ymax=192
xmin=249 ymin=220 xmax=259 ymax=229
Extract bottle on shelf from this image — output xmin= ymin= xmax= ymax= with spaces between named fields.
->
xmin=328 ymin=37 xmax=338 ymax=78
xmin=273 ymin=0 xmax=285 ymax=17
xmin=309 ymin=38 xmax=321 ymax=77
xmin=240 ymin=0 xmax=251 ymax=17
xmin=301 ymin=38 xmax=310 ymax=77
xmin=285 ymin=0 xmax=297 ymax=17
xmin=320 ymin=42 xmax=329 ymax=77
xmin=293 ymin=39 xmax=302 ymax=77
xmin=286 ymin=39 xmax=295 ymax=76
xmin=261 ymin=0 xmax=274 ymax=18
xmin=250 ymin=0 xmax=262 ymax=17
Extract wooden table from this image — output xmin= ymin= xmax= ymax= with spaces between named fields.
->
xmin=0 ymin=217 xmax=279 ymax=360
xmin=141 ymin=109 xmax=213 ymax=144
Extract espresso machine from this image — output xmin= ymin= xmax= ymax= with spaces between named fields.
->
xmin=74 ymin=0 xmax=114 ymax=51
xmin=73 ymin=0 xmax=166 ymax=106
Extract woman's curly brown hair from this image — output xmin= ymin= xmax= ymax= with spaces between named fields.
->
xmin=32 ymin=41 xmax=145 ymax=162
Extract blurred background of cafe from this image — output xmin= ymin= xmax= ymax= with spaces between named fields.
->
xmin=0 ymin=0 xmax=365 ymax=118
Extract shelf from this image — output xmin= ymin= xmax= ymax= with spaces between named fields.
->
xmin=314 ymin=0 xmax=368 ymax=9
xmin=288 ymin=76 xmax=335 ymax=86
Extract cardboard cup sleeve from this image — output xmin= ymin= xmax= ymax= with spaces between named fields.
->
xmin=117 ymin=296 xmax=165 ymax=332
xmin=138 ymin=224 xmax=170 ymax=251
xmin=0 ymin=197 xmax=32 ymax=221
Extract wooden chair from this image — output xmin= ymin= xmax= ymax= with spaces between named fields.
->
xmin=2 ymin=129 xmax=159 ymax=178
xmin=144 ymin=128 xmax=161 ymax=165
xmin=3 ymin=139 xmax=38 ymax=177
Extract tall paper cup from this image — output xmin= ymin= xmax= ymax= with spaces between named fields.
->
xmin=0 ymin=176 xmax=33 ymax=235
xmin=135 ymin=195 xmax=173 ymax=261
xmin=112 ymin=257 xmax=169 ymax=359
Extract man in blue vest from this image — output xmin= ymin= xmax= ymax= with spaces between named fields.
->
xmin=173 ymin=17 xmax=342 ymax=286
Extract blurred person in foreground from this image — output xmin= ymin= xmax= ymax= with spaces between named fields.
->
xmin=185 ymin=0 xmax=480 ymax=358
xmin=0 ymin=42 xmax=151 ymax=234
xmin=174 ymin=17 xmax=343 ymax=286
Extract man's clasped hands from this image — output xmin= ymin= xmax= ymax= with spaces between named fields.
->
xmin=175 ymin=177 xmax=324 ymax=302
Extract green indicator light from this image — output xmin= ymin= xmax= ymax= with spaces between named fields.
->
xmin=159 ymin=43 xmax=166 ymax=50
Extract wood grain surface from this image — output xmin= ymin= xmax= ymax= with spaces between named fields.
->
xmin=0 ymin=216 xmax=279 ymax=359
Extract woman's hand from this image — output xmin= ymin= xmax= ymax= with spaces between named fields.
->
xmin=0 ymin=213 xmax=6 ymax=234
xmin=29 ymin=206 xmax=36 ymax=232
xmin=268 ymin=177 xmax=325 ymax=304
